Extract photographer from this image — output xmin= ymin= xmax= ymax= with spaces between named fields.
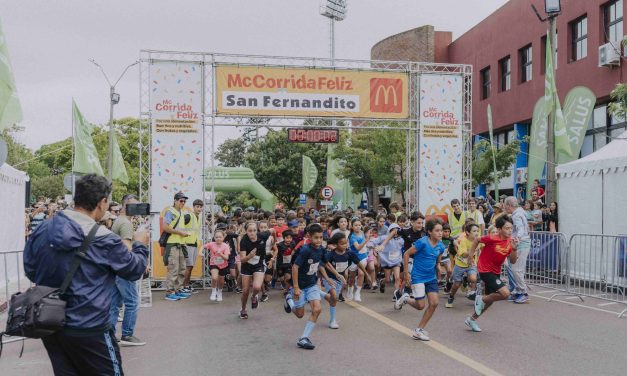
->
xmin=23 ymin=174 xmax=149 ymax=375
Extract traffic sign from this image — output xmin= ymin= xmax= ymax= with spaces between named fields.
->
xmin=299 ymin=193 xmax=307 ymax=205
xmin=320 ymin=200 xmax=334 ymax=206
xmin=320 ymin=186 xmax=334 ymax=199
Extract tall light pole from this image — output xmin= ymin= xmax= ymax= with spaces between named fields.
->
xmin=532 ymin=0 xmax=561 ymax=204
xmin=89 ymin=59 xmax=139 ymax=182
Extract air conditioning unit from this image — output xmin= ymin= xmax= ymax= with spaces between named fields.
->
xmin=599 ymin=43 xmax=621 ymax=67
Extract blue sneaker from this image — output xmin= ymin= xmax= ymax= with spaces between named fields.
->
xmin=465 ymin=316 xmax=482 ymax=332
xmin=507 ymin=293 xmax=519 ymax=302
xmin=474 ymin=294 xmax=485 ymax=316
xmin=514 ymin=294 xmax=529 ymax=304
xmin=165 ymin=293 xmax=180 ymax=301
xmin=176 ymin=291 xmax=191 ymax=299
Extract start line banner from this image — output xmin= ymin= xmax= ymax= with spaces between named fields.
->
xmin=215 ymin=65 xmax=409 ymax=119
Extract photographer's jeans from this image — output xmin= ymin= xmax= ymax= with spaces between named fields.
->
xmin=109 ymin=276 xmax=139 ymax=337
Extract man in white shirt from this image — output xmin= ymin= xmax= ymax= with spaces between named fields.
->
xmin=504 ymin=197 xmax=530 ymax=304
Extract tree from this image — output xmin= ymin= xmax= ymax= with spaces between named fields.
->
xmin=472 ymin=139 xmax=521 ymax=187
xmin=214 ymin=138 xmax=247 ymax=167
xmin=31 ymin=175 xmax=66 ymax=199
xmin=243 ymin=129 xmax=328 ymax=207
xmin=608 ymin=83 xmax=627 ymax=121
xmin=215 ymin=191 xmax=260 ymax=211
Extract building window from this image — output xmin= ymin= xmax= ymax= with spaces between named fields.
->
xmin=605 ymin=0 xmax=624 ymax=43
xmin=481 ymin=67 xmax=491 ymax=100
xmin=571 ymin=16 xmax=587 ymax=61
xmin=520 ymin=44 xmax=532 ymax=83
xmin=499 ymin=56 xmax=511 ymax=92
xmin=581 ymin=104 xmax=626 ymax=158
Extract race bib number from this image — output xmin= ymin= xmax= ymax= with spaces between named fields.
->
xmin=282 ymin=255 xmax=292 ymax=264
xmin=390 ymin=250 xmax=401 ymax=260
xmin=248 ymin=255 xmax=260 ymax=265
xmin=335 ymin=261 xmax=349 ymax=273
xmin=307 ymin=262 xmax=319 ymax=275
xmin=214 ymin=257 xmax=224 ymax=265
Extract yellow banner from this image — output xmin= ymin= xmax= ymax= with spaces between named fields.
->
xmin=215 ymin=65 xmax=408 ymax=119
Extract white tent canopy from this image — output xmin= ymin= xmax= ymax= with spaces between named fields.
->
xmin=557 ymin=130 xmax=627 ymax=238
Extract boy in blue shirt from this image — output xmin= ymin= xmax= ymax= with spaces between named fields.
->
xmin=284 ymin=223 xmax=334 ymax=350
xmin=394 ymin=218 xmax=445 ymax=341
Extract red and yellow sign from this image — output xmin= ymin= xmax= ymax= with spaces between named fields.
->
xmin=216 ymin=65 xmax=408 ymax=119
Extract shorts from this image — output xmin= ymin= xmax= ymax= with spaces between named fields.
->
xmin=265 ymin=266 xmax=274 ymax=276
xmin=293 ymin=284 xmax=321 ymax=309
xmin=479 ymin=272 xmax=506 ymax=295
xmin=452 ymin=265 xmax=477 ymax=282
xmin=348 ymin=258 xmax=367 ymax=272
xmin=185 ymin=246 xmax=198 ymax=267
xmin=277 ymin=265 xmax=291 ymax=277
xmin=410 ymin=280 xmax=439 ymax=300
xmin=322 ymin=278 xmax=343 ymax=296
xmin=240 ymin=263 xmax=266 ymax=276
xmin=210 ymin=265 xmax=229 ymax=277
xmin=228 ymin=260 xmax=237 ymax=270
xmin=381 ymin=261 xmax=401 ymax=269
xmin=440 ymin=257 xmax=451 ymax=265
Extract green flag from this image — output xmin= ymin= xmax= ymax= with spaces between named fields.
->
xmin=487 ymin=105 xmax=499 ymax=201
xmin=545 ymin=36 xmax=572 ymax=157
xmin=558 ymin=86 xmax=596 ymax=164
xmin=527 ymin=97 xmax=550 ymax=197
xmin=72 ymin=100 xmax=104 ymax=176
xmin=0 ymin=19 xmax=23 ymax=131
xmin=302 ymin=155 xmax=318 ymax=193
xmin=112 ymin=133 xmax=128 ymax=184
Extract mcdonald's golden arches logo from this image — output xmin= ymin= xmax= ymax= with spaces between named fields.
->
xmin=370 ymin=78 xmax=403 ymax=113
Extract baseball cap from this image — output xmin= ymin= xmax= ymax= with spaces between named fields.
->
xmin=287 ymin=220 xmax=299 ymax=227
xmin=174 ymin=192 xmax=188 ymax=200
xmin=388 ymin=223 xmax=401 ymax=232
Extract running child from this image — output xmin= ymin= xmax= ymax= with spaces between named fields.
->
xmin=394 ymin=218 xmax=446 ymax=341
xmin=446 ymin=223 xmax=481 ymax=308
xmin=206 ymin=229 xmax=231 ymax=302
xmin=322 ymin=233 xmax=372 ymax=329
xmin=283 ymin=224 xmax=334 ymax=350
xmin=464 ymin=215 xmax=519 ymax=332
xmin=372 ymin=223 xmax=404 ymax=295
xmin=441 ymin=223 xmax=454 ymax=293
xmin=276 ymin=229 xmax=296 ymax=293
xmin=347 ymin=218 xmax=372 ymax=302
xmin=238 ymin=221 xmax=272 ymax=319
xmin=259 ymin=220 xmax=275 ymax=302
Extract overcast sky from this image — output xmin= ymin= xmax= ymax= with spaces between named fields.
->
xmin=1 ymin=0 xmax=508 ymax=150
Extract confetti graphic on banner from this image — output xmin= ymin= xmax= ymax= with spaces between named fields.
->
xmin=150 ymin=62 xmax=204 ymax=210
xmin=418 ymin=74 xmax=463 ymax=213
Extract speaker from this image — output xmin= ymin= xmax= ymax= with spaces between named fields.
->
xmin=25 ymin=179 xmax=31 ymax=208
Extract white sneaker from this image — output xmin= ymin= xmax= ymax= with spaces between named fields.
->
xmin=210 ymin=290 xmax=217 ymax=301
xmin=346 ymin=287 xmax=354 ymax=300
xmin=217 ymin=290 xmax=223 ymax=302
xmin=354 ymin=290 xmax=362 ymax=302
xmin=329 ymin=320 xmax=339 ymax=329
xmin=412 ymin=328 xmax=430 ymax=341
xmin=394 ymin=292 xmax=409 ymax=310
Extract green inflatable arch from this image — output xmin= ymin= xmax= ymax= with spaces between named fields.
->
xmin=204 ymin=167 xmax=276 ymax=211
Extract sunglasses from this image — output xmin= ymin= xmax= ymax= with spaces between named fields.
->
xmin=178 ymin=199 xmax=187 ymax=203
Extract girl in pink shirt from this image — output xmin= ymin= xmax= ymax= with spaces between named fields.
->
xmin=205 ymin=230 xmax=231 ymax=302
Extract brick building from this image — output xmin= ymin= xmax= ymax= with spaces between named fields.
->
xmin=373 ymin=0 xmax=627 ymax=197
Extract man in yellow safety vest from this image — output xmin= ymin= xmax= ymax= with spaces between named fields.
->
xmin=163 ymin=192 xmax=191 ymax=301
xmin=447 ymin=199 xmax=468 ymax=238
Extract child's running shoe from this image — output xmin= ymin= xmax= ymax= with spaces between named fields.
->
xmin=445 ymin=297 xmax=454 ymax=308
xmin=465 ymin=317 xmax=482 ymax=332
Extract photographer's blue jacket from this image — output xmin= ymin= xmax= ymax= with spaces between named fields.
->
xmin=24 ymin=209 xmax=148 ymax=332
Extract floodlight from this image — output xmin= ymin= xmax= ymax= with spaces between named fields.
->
xmin=545 ymin=0 xmax=561 ymax=14
xmin=111 ymin=93 xmax=120 ymax=104
xmin=320 ymin=0 xmax=348 ymax=21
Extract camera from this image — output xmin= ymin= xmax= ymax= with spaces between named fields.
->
xmin=126 ymin=203 xmax=151 ymax=216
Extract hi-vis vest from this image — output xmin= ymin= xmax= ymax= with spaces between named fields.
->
xmin=166 ymin=207 xmax=185 ymax=245
xmin=184 ymin=212 xmax=201 ymax=246
xmin=448 ymin=211 xmax=468 ymax=238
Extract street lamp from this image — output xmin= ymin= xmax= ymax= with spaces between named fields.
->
xmin=544 ymin=0 xmax=561 ymax=15
xmin=319 ymin=0 xmax=347 ymax=63
xmin=89 ymin=59 xmax=139 ymax=182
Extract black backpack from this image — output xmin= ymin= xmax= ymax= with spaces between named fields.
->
xmin=0 ymin=224 xmax=99 ymax=357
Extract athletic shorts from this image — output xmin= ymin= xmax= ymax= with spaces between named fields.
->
xmin=277 ymin=265 xmax=291 ymax=277
xmin=440 ymin=258 xmax=451 ymax=265
xmin=381 ymin=261 xmax=401 ymax=270
xmin=185 ymin=246 xmax=198 ymax=267
xmin=322 ymin=278 xmax=343 ymax=296
xmin=210 ymin=265 xmax=229 ymax=277
xmin=293 ymin=284 xmax=321 ymax=309
xmin=240 ymin=263 xmax=266 ymax=276
xmin=410 ymin=279 xmax=439 ymax=300
xmin=348 ymin=258 xmax=367 ymax=272
xmin=228 ymin=260 xmax=237 ymax=270
xmin=452 ymin=265 xmax=477 ymax=282
xmin=265 ymin=266 xmax=274 ymax=276
xmin=479 ymin=272 xmax=506 ymax=295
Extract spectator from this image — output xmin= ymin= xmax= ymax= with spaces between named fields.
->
xmin=23 ymin=174 xmax=149 ymax=375
xmin=549 ymin=202 xmax=559 ymax=232
xmin=530 ymin=189 xmax=543 ymax=205
xmin=532 ymin=179 xmax=545 ymax=201
xmin=503 ymin=197 xmax=531 ymax=304
xmin=30 ymin=201 xmax=47 ymax=232
xmin=182 ymin=199 xmax=204 ymax=293
xmin=162 ymin=192 xmax=192 ymax=301
xmin=109 ymin=194 xmax=147 ymax=347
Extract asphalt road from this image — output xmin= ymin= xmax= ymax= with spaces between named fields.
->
xmin=1 ymin=285 xmax=626 ymax=376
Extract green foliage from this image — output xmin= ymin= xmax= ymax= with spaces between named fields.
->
xmin=31 ymin=175 xmax=66 ymax=199
xmin=243 ymin=129 xmax=328 ymax=207
xmin=472 ymin=139 xmax=521 ymax=186
xmin=608 ymin=83 xmax=627 ymax=121
xmin=215 ymin=191 xmax=260 ymax=211
xmin=214 ymin=138 xmax=247 ymax=167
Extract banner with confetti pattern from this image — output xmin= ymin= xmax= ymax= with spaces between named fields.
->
xmin=418 ymin=74 xmax=463 ymax=216
xmin=150 ymin=61 xmax=203 ymax=211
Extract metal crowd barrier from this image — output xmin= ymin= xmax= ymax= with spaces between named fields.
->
xmin=526 ymin=232 xmax=569 ymax=289
xmin=1 ymin=250 xmax=32 ymax=345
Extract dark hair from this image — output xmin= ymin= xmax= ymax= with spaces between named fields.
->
xmin=443 ymin=223 xmax=451 ymax=231
xmin=244 ymin=221 xmax=257 ymax=231
xmin=307 ymin=223 xmax=323 ymax=235
xmin=327 ymin=232 xmax=347 ymax=245
xmin=213 ymin=229 xmax=225 ymax=238
xmin=495 ymin=215 xmax=513 ymax=229
xmin=465 ymin=223 xmax=479 ymax=233
xmin=425 ymin=217 xmax=443 ymax=234
xmin=330 ymin=215 xmax=347 ymax=230
xmin=398 ymin=213 xmax=408 ymax=223
xmin=409 ymin=211 xmax=425 ymax=221
xmin=282 ymin=229 xmax=294 ymax=239
xmin=389 ymin=202 xmax=401 ymax=210
xmin=386 ymin=213 xmax=396 ymax=223
xmin=450 ymin=198 xmax=461 ymax=206
xmin=193 ymin=199 xmax=203 ymax=207
xmin=74 ymin=174 xmax=111 ymax=211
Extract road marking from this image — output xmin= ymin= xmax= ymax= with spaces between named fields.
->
xmin=565 ymin=296 xmax=583 ymax=300
xmin=597 ymin=302 xmax=618 ymax=307
xmin=529 ymin=293 xmax=624 ymax=316
xmin=536 ymin=290 xmax=556 ymax=294
xmin=344 ymin=300 xmax=503 ymax=376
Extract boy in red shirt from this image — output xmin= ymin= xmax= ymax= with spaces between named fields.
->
xmin=464 ymin=215 xmax=519 ymax=332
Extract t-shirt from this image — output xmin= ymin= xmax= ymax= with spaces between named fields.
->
xmin=239 ymin=231 xmax=271 ymax=267
xmin=331 ymin=228 xmax=350 ymax=239
xmin=324 ymin=249 xmax=361 ymax=277
xmin=455 ymin=237 xmax=479 ymax=268
xmin=272 ymin=224 xmax=288 ymax=239
xmin=371 ymin=235 xmax=404 ymax=265
xmin=31 ymin=212 xmax=47 ymax=232
xmin=294 ymin=244 xmax=325 ymax=289
xmin=398 ymin=227 xmax=425 ymax=252
xmin=410 ymin=236 xmax=445 ymax=284
xmin=112 ymin=216 xmax=133 ymax=242
xmin=477 ymin=235 xmax=514 ymax=274
xmin=206 ymin=242 xmax=230 ymax=268
xmin=277 ymin=240 xmax=296 ymax=267
xmin=348 ymin=232 xmax=367 ymax=260
xmin=225 ymin=233 xmax=239 ymax=262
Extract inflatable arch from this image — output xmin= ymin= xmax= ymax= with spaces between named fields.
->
xmin=204 ymin=167 xmax=276 ymax=211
